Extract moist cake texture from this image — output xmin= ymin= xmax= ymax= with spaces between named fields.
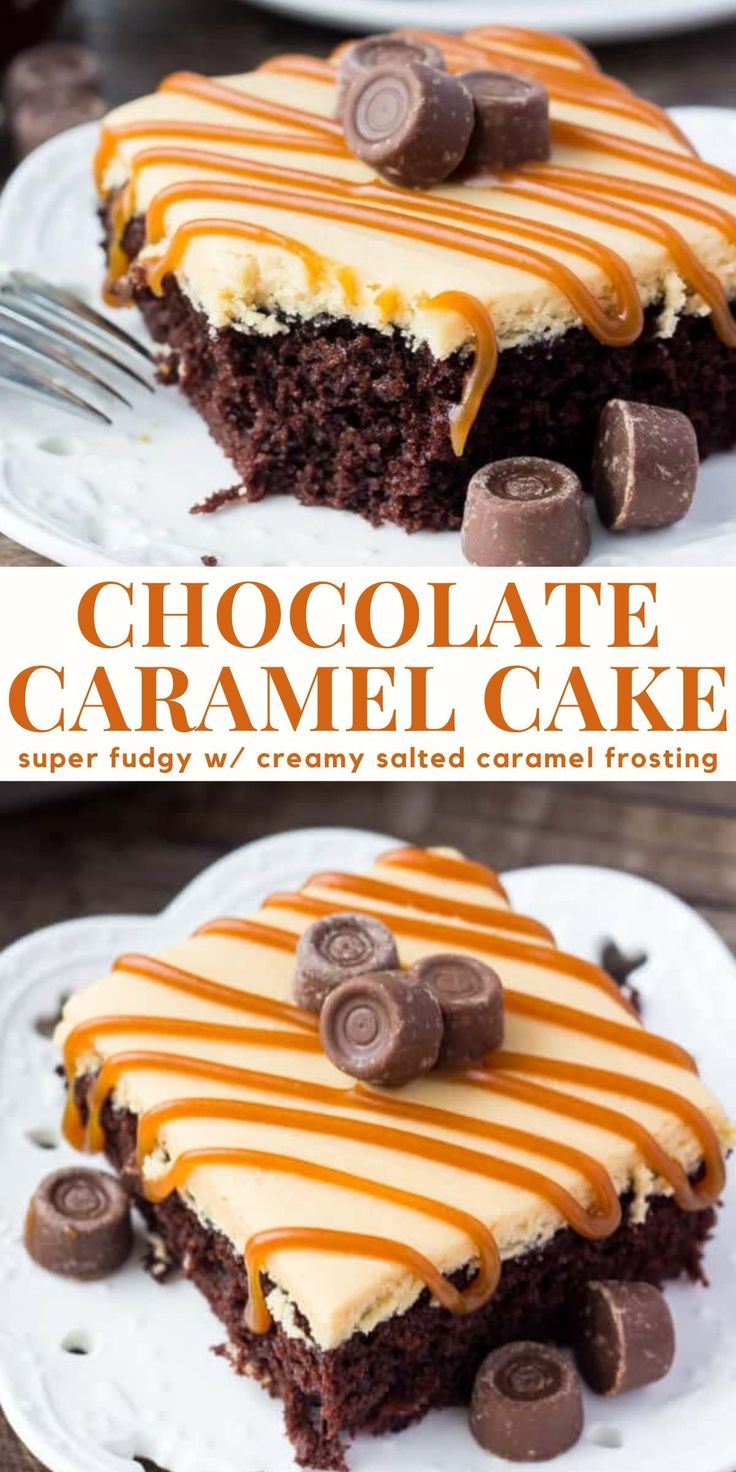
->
xmin=97 ymin=28 xmax=736 ymax=530
xmin=56 ymin=844 xmax=731 ymax=1466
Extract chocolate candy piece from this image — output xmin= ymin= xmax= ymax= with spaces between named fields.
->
xmin=293 ymin=912 xmax=399 ymax=1012
xmin=336 ymin=32 xmax=446 ymax=117
xmin=343 ymin=62 xmax=475 ymax=189
xmin=320 ymin=970 xmax=443 ymax=1085
xmin=11 ymin=85 xmax=107 ymax=159
xmin=409 ymin=953 xmax=503 ymax=1067
xmin=575 ymin=1280 xmax=675 ymax=1395
xmin=4 ymin=43 xmax=102 ymax=110
xmin=592 ymin=399 xmax=699 ymax=531
xmin=462 ymin=458 xmax=590 ymax=567
xmin=459 ymin=71 xmax=550 ymax=175
xmin=471 ymin=1342 xmax=583 ymax=1462
xmin=25 ymin=1168 xmax=132 ymax=1279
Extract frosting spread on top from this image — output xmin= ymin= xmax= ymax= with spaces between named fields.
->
xmin=56 ymin=844 xmax=731 ymax=1351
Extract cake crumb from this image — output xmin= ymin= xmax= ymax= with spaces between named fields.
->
xmin=191 ymin=484 xmax=246 ymax=515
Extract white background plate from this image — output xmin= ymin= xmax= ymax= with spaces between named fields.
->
xmin=0 ymin=826 xmax=735 ymax=1472
xmin=237 ymin=0 xmax=736 ymax=44
xmin=0 ymin=110 xmax=735 ymax=567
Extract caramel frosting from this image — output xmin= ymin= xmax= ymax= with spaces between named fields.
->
xmin=95 ymin=27 xmax=736 ymax=451
xmin=56 ymin=844 xmax=731 ymax=1352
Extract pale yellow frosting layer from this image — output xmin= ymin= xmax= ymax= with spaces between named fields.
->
xmin=57 ymin=845 xmax=731 ymax=1351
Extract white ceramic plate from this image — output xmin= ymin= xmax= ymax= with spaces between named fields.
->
xmin=0 ymin=109 xmax=735 ymax=568
xmin=236 ymin=0 xmax=736 ymax=42
xmin=0 ymin=826 xmax=735 ymax=1472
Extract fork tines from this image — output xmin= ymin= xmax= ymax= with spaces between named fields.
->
xmin=0 ymin=268 xmax=154 ymax=426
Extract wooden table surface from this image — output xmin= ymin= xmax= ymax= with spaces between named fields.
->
xmin=0 ymin=0 xmax=736 ymax=563
xmin=1 ymin=778 xmax=735 ymax=1468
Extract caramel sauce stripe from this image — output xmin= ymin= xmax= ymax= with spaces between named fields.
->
xmin=143 ymin=177 xmax=644 ymax=349
xmin=146 ymin=1147 xmax=501 ymax=1333
xmin=304 ymin=868 xmax=553 ymax=941
xmin=252 ymin=889 xmax=641 ymax=1014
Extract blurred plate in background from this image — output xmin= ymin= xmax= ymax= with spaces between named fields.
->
xmin=235 ymin=0 xmax=736 ymax=41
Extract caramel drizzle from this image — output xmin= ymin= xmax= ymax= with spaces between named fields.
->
xmin=303 ymin=869 xmax=553 ymax=941
xmin=146 ymin=1148 xmax=501 ymax=1333
xmin=550 ymin=118 xmax=736 ymax=198
xmin=144 ymin=177 xmax=644 ymax=348
xmin=136 ymin=1096 xmax=622 ymax=1238
xmin=476 ymin=1053 xmax=725 ymax=1207
xmin=94 ymin=120 xmax=347 ymax=191
xmin=111 ymin=953 xmax=318 ymax=1029
xmin=451 ymin=35 xmax=694 ymax=151
xmin=61 ymin=998 xmax=721 ymax=1332
xmin=379 ymin=845 xmax=509 ymax=897
xmin=132 ymin=147 xmax=643 ymax=341
xmin=71 ymin=1033 xmax=719 ymax=1216
xmin=501 ymin=170 xmax=736 ymax=345
xmin=253 ymin=888 xmax=640 ymax=1013
xmin=129 ymin=918 xmax=690 ymax=1074
xmin=159 ymin=70 xmax=343 ymax=140
xmin=62 ymin=1018 xmax=320 ymax=1148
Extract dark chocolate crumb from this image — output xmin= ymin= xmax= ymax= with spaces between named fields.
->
xmin=191 ymin=485 xmax=247 ymax=515
xmin=601 ymin=939 xmax=646 ymax=1015
xmin=201 ymin=554 xmax=219 ymax=566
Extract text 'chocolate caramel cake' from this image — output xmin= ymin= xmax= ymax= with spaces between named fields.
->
xmin=56 ymin=844 xmax=732 ymax=1469
xmin=96 ymin=27 xmax=736 ymax=532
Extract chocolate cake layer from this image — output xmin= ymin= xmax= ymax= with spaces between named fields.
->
xmin=96 ymin=1089 xmax=715 ymax=1471
xmin=119 ymin=209 xmax=736 ymax=531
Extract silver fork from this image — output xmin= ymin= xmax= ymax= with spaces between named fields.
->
xmin=0 ymin=268 xmax=154 ymax=425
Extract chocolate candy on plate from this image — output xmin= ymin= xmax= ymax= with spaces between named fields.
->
xmin=25 ymin=1167 xmax=133 ymax=1279
xmin=4 ymin=42 xmax=102 ymax=109
xmin=462 ymin=457 xmax=590 ymax=567
xmin=471 ymin=1341 xmax=584 ymax=1462
xmin=592 ymin=399 xmax=699 ymax=531
xmin=575 ymin=1280 xmax=675 ymax=1395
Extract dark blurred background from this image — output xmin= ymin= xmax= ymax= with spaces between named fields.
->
xmin=2 ymin=0 xmax=736 ymax=181
xmin=0 ymin=781 xmax=733 ymax=951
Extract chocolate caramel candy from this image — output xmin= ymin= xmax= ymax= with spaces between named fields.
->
xmin=459 ymin=71 xmax=550 ymax=175
xmin=409 ymin=953 xmax=503 ymax=1067
xmin=25 ymin=1168 xmax=132 ymax=1279
xmin=592 ymin=399 xmax=699 ymax=531
xmin=471 ymin=1342 xmax=583 ymax=1462
xmin=336 ymin=32 xmax=446 ymax=117
xmin=320 ymin=970 xmax=443 ymax=1085
xmin=293 ymin=912 xmax=399 ymax=1012
xmin=11 ymin=85 xmax=107 ymax=159
xmin=343 ymin=62 xmax=475 ymax=189
xmin=461 ymin=458 xmax=590 ymax=567
xmin=575 ymin=1280 xmax=675 ymax=1395
xmin=4 ymin=42 xmax=102 ymax=110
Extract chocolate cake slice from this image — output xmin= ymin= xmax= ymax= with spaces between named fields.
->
xmin=56 ymin=844 xmax=732 ymax=1468
xmin=95 ymin=27 xmax=736 ymax=532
